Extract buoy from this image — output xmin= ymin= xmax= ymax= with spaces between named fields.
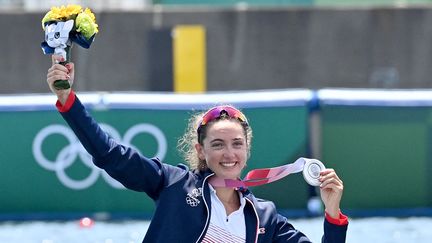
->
xmin=79 ymin=217 xmax=94 ymax=228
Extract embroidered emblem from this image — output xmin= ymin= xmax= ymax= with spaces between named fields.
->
xmin=186 ymin=188 xmax=202 ymax=207
xmin=258 ymin=227 xmax=266 ymax=234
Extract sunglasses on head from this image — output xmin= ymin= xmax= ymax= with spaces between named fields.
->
xmin=197 ymin=105 xmax=249 ymax=134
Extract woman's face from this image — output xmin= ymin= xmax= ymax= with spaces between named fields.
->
xmin=196 ymin=119 xmax=248 ymax=179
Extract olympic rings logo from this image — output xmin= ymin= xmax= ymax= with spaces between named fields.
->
xmin=32 ymin=123 xmax=167 ymax=190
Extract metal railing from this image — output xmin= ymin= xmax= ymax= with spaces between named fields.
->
xmin=0 ymin=0 xmax=151 ymax=10
xmin=4 ymin=0 xmax=432 ymax=11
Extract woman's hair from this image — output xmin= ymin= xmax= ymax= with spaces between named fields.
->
xmin=177 ymin=107 xmax=253 ymax=171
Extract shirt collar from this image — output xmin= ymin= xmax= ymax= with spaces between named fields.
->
xmin=208 ymin=184 xmax=246 ymax=210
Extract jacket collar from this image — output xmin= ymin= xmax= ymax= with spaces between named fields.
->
xmin=195 ymin=169 xmax=259 ymax=243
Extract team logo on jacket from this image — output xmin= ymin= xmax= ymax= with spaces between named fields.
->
xmin=186 ymin=188 xmax=202 ymax=207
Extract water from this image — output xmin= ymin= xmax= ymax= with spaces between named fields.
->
xmin=1 ymin=217 xmax=431 ymax=243
xmin=293 ymin=217 xmax=432 ymax=243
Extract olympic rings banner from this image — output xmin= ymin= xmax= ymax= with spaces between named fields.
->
xmin=0 ymin=90 xmax=312 ymax=215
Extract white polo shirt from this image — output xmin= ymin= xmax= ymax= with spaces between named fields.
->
xmin=201 ymin=185 xmax=246 ymax=243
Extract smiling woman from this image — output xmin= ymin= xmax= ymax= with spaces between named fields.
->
xmin=46 ymin=54 xmax=348 ymax=242
xmin=179 ymin=105 xmax=251 ymax=173
xmin=196 ymin=119 xmax=247 ymax=178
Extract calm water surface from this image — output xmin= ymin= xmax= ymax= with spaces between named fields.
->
xmin=1 ymin=217 xmax=431 ymax=243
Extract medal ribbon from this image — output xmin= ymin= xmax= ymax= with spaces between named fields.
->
xmin=209 ymin=157 xmax=308 ymax=188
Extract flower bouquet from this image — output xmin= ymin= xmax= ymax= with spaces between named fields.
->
xmin=41 ymin=5 xmax=98 ymax=89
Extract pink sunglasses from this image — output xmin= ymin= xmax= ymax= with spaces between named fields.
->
xmin=197 ymin=106 xmax=249 ymax=134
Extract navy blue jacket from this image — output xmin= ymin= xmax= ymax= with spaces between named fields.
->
xmin=59 ymin=95 xmax=347 ymax=243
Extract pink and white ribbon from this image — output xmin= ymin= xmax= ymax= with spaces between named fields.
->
xmin=209 ymin=157 xmax=323 ymax=188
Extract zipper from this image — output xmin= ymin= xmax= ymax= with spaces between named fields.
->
xmin=195 ymin=173 xmax=214 ymax=243
xmin=245 ymin=197 xmax=260 ymax=243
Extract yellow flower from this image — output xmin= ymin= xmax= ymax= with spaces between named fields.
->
xmin=41 ymin=8 xmax=58 ymax=29
xmin=75 ymin=8 xmax=99 ymax=39
xmin=84 ymin=8 xmax=96 ymax=23
xmin=65 ymin=4 xmax=82 ymax=17
xmin=41 ymin=5 xmax=98 ymax=40
xmin=41 ymin=4 xmax=84 ymax=29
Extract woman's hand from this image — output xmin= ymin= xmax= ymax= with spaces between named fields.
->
xmin=319 ymin=168 xmax=344 ymax=218
xmin=46 ymin=55 xmax=75 ymax=105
